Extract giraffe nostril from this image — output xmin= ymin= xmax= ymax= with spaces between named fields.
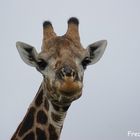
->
xmin=63 ymin=66 xmax=73 ymax=77
xmin=58 ymin=66 xmax=76 ymax=79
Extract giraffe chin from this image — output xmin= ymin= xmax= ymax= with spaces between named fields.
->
xmin=52 ymin=91 xmax=82 ymax=106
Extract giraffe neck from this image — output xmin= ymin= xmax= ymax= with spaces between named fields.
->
xmin=11 ymin=83 xmax=70 ymax=140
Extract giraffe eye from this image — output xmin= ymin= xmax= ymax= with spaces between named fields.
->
xmin=37 ymin=59 xmax=48 ymax=70
xmin=81 ymin=57 xmax=91 ymax=69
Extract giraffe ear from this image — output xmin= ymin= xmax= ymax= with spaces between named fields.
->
xmin=86 ymin=40 xmax=107 ymax=65
xmin=16 ymin=41 xmax=39 ymax=67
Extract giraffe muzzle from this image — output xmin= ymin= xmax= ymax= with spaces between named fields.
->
xmin=57 ymin=66 xmax=77 ymax=80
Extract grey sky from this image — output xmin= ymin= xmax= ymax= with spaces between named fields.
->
xmin=0 ymin=0 xmax=140 ymax=140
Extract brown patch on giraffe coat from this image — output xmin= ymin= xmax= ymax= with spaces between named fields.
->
xmin=23 ymin=131 xmax=35 ymax=140
xmin=36 ymin=128 xmax=47 ymax=140
xmin=62 ymin=105 xmax=70 ymax=112
xmin=35 ymin=89 xmax=44 ymax=107
xmin=18 ymin=107 xmax=36 ymax=137
xmin=51 ymin=102 xmax=70 ymax=112
xmin=48 ymin=124 xmax=58 ymax=140
xmin=51 ymin=112 xmax=62 ymax=122
xmin=51 ymin=102 xmax=60 ymax=111
xmin=37 ymin=110 xmax=48 ymax=124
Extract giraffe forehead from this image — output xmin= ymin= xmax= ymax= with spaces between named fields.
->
xmin=44 ymin=36 xmax=74 ymax=49
xmin=39 ymin=47 xmax=86 ymax=63
xmin=41 ymin=36 xmax=86 ymax=59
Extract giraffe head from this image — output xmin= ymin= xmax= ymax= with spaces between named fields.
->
xmin=16 ymin=17 xmax=107 ymax=106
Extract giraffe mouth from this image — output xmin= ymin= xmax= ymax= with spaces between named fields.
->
xmin=55 ymin=77 xmax=83 ymax=96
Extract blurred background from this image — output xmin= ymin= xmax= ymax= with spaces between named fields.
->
xmin=0 ymin=0 xmax=140 ymax=140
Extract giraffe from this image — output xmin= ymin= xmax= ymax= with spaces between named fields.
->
xmin=11 ymin=17 xmax=107 ymax=140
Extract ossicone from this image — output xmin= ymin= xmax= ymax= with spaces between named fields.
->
xmin=43 ymin=20 xmax=56 ymax=41
xmin=68 ymin=17 xmax=79 ymax=25
xmin=65 ymin=17 xmax=80 ymax=45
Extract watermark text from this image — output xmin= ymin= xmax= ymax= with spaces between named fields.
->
xmin=128 ymin=131 xmax=140 ymax=137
